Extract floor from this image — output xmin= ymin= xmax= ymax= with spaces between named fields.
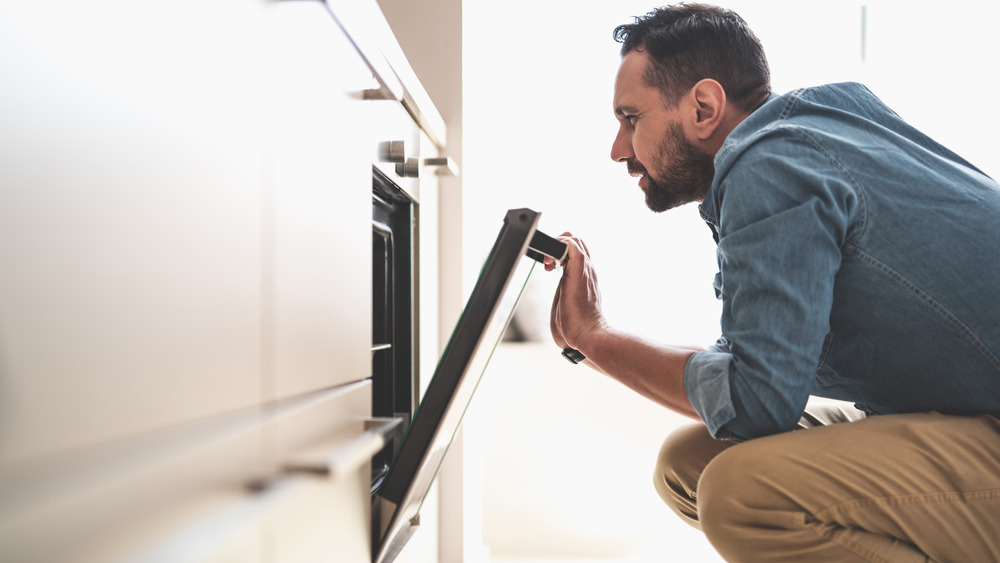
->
xmin=490 ymin=535 xmax=726 ymax=563
xmin=481 ymin=344 xmax=726 ymax=563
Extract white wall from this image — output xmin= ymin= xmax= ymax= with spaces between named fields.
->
xmin=464 ymin=1 xmax=1000 ymax=561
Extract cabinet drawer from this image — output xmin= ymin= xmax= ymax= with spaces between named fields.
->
xmin=264 ymin=380 xmax=379 ymax=563
xmin=265 ymin=0 xmax=373 ymax=400
xmin=0 ymin=380 xmax=381 ymax=563
xmin=0 ymin=0 xmax=267 ymax=466
xmin=0 ymin=404 xmax=266 ymax=562
xmin=266 ymin=469 xmax=371 ymax=563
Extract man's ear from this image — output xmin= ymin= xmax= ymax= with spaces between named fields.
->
xmin=689 ymin=79 xmax=727 ymax=141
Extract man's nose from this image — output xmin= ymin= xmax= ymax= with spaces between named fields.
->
xmin=610 ymin=127 xmax=633 ymax=163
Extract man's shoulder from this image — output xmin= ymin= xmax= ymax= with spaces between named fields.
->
xmin=705 ymin=83 xmax=879 ymax=223
xmin=716 ymin=82 xmax=890 ymax=170
xmin=729 ymin=82 xmax=880 ymax=140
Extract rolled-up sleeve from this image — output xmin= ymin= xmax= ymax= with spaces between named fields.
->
xmin=685 ymin=349 xmax=738 ymax=438
xmin=687 ymin=130 xmax=860 ymax=441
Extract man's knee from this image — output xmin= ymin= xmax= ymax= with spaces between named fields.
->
xmin=653 ymin=423 xmax=735 ymax=529
xmin=697 ymin=435 xmax=823 ymax=561
xmin=653 ymin=424 xmax=704 ymax=500
xmin=697 ymin=442 xmax=774 ymax=559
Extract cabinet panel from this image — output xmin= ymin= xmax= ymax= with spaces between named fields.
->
xmin=268 ymin=471 xmax=372 ymax=563
xmin=0 ymin=0 xmax=448 ymax=561
xmin=264 ymin=380 xmax=374 ymax=563
xmin=0 ymin=403 xmax=266 ymax=562
xmin=266 ymin=0 xmax=373 ymax=400
xmin=0 ymin=0 xmax=267 ymax=463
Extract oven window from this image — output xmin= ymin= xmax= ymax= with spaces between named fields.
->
xmin=371 ymin=167 xmax=418 ymax=489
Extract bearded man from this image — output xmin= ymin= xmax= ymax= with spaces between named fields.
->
xmin=546 ymin=4 xmax=1000 ymax=561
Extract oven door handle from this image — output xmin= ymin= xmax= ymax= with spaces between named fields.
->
xmin=526 ymin=229 xmax=569 ymax=265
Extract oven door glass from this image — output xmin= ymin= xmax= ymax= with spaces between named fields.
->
xmin=374 ymin=208 xmax=549 ymax=563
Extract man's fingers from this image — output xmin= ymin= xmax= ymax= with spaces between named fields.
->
xmin=549 ymin=282 xmax=567 ymax=348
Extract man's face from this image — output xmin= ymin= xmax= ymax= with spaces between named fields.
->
xmin=611 ymin=50 xmax=715 ymax=212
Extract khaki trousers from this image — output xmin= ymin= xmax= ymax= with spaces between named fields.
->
xmin=654 ymin=402 xmax=1000 ymax=562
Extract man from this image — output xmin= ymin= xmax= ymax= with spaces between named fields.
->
xmin=545 ymin=4 xmax=1000 ymax=561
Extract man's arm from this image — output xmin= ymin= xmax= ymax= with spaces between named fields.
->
xmin=546 ymin=233 xmax=702 ymax=420
xmin=575 ymin=327 xmax=702 ymax=419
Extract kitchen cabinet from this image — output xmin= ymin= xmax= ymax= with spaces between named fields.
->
xmin=0 ymin=0 xmax=267 ymax=468
xmin=0 ymin=0 xmax=454 ymax=561
xmin=267 ymin=0 xmax=373 ymax=399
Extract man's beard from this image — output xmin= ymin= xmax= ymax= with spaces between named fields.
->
xmin=631 ymin=122 xmax=715 ymax=213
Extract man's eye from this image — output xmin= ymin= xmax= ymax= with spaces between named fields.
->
xmin=626 ymin=115 xmax=638 ymax=126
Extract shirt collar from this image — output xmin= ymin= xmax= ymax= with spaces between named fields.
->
xmin=698 ymin=202 xmax=720 ymax=244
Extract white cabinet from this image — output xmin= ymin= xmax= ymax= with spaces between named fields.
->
xmin=0 ymin=0 xmax=452 ymax=561
xmin=266 ymin=0 xmax=373 ymax=400
xmin=265 ymin=381 xmax=376 ymax=563
xmin=0 ymin=0 xmax=267 ymax=467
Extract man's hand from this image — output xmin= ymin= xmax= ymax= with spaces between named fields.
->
xmin=545 ymin=232 xmax=608 ymax=354
xmin=543 ymin=232 xmax=701 ymax=419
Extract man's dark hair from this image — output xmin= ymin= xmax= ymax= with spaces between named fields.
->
xmin=613 ymin=4 xmax=771 ymax=113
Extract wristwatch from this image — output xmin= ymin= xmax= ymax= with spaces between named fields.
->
xmin=561 ymin=347 xmax=586 ymax=364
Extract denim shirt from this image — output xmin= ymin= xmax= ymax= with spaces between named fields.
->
xmin=685 ymin=82 xmax=1000 ymax=441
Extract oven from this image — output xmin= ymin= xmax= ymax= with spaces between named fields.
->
xmin=371 ymin=166 xmax=419 ymax=491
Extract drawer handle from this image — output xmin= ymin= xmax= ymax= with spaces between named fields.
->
xmin=283 ymin=417 xmax=405 ymax=478
xmin=423 ymin=156 xmax=459 ymax=176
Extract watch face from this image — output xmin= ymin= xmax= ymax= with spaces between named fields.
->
xmin=375 ymin=208 xmax=546 ymax=563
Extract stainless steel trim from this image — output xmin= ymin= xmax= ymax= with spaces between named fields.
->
xmin=423 ymin=156 xmax=459 ymax=176
xmin=282 ymin=417 xmax=405 ymax=478
xmin=324 ymin=0 xmax=447 ymax=149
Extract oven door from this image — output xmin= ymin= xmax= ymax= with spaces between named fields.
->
xmin=374 ymin=208 xmax=566 ymax=563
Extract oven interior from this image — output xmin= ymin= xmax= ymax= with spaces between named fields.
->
xmin=370 ymin=167 xmax=418 ymax=491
